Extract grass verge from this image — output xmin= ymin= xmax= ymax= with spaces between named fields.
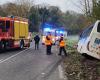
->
xmin=63 ymin=40 xmax=100 ymax=80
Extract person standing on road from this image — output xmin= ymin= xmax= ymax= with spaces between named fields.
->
xmin=48 ymin=33 xmax=53 ymax=43
xmin=45 ymin=35 xmax=52 ymax=55
xmin=48 ymin=32 xmax=53 ymax=53
xmin=34 ymin=35 xmax=40 ymax=50
xmin=58 ymin=36 xmax=67 ymax=56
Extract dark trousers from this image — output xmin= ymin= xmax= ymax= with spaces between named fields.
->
xmin=35 ymin=42 xmax=39 ymax=50
xmin=59 ymin=47 xmax=67 ymax=56
xmin=46 ymin=45 xmax=51 ymax=55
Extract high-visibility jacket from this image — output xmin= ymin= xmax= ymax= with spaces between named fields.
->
xmin=59 ymin=40 xmax=65 ymax=47
xmin=48 ymin=35 xmax=52 ymax=39
xmin=48 ymin=35 xmax=53 ymax=43
xmin=45 ymin=38 xmax=52 ymax=46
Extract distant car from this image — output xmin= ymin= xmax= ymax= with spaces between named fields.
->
xmin=77 ymin=20 xmax=100 ymax=59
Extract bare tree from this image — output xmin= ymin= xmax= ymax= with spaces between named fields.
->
xmin=79 ymin=0 xmax=92 ymax=16
xmin=2 ymin=0 xmax=34 ymax=18
xmin=3 ymin=3 xmax=18 ymax=16
xmin=79 ymin=0 xmax=100 ymax=22
xmin=13 ymin=0 xmax=34 ymax=17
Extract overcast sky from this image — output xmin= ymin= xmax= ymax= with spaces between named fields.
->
xmin=0 ymin=0 xmax=83 ymax=13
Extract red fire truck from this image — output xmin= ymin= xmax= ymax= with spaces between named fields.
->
xmin=0 ymin=16 xmax=31 ymax=50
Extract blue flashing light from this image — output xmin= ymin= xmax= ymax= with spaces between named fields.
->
xmin=56 ymin=30 xmax=64 ymax=34
xmin=60 ymin=31 xmax=64 ymax=33
xmin=56 ymin=31 xmax=59 ymax=33
xmin=44 ymin=23 xmax=53 ymax=28
xmin=44 ymin=28 xmax=51 ymax=31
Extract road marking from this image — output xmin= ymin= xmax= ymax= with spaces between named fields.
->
xmin=58 ymin=65 xmax=65 ymax=79
xmin=41 ymin=73 xmax=45 ymax=75
xmin=0 ymin=59 xmax=4 ymax=62
xmin=0 ymin=46 xmax=34 ymax=64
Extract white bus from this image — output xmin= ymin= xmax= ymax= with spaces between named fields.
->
xmin=77 ymin=20 xmax=100 ymax=59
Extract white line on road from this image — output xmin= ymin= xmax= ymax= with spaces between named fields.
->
xmin=0 ymin=46 xmax=34 ymax=64
xmin=58 ymin=65 xmax=67 ymax=80
xmin=0 ymin=59 xmax=4 ymax=62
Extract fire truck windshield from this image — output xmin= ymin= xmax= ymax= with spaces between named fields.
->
xmin=0 ymin=20 xmax=10 ymax=32
xmin=0 ymin=21 xmax=5 ymax=28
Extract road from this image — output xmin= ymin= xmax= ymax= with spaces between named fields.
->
xmin=0 ymin=41 xmax=66 ymax=80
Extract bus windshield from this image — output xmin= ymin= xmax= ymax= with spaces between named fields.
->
xmin=80 ymin=24 xmax=94 ymax=39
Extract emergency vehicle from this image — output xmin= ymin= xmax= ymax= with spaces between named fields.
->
xmin=42 ymin=27 xmax=56 ymax=45
xmin=77 ymin=20 xmax=100 ymax=59
xmin=0 ymin=16 xmax=31 ymax=50
xmin=42 ymin=27 xmax=67 ymax=45
xmin=55 ymin=29 xmax=67 ymax=41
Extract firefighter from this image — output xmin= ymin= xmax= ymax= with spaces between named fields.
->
xmin=48 ymin=33 xmax=52 ymax=42
xmin=58 ymin=36 xmax=67 ymax=56
xmin=34 ymin=35 xmax=40 ymax=50
xmin=45 ymin=35 xmax=52 ymax=55
xmin=48 ymin=32 xmax=53 ymax=48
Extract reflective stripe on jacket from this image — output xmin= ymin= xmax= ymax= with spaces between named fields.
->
xmin=59 ymin=40 xmax=65 ymax=47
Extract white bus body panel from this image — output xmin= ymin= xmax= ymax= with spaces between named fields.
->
xmin=77 ymin=20 xmax=100 ymax=59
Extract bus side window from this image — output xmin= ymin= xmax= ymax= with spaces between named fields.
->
xmin=94 ymin=38 xmax=100 ymax=44
xmin=80 ymin=25 xmax=94 ymax=39
xmin=97 ymin=22 xmax=100 ymax=32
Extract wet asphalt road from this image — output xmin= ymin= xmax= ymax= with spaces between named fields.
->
xmin=0 ymin=41 xmax=63 ymax=80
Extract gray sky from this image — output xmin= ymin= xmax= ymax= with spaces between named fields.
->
xmin=0 ymin=0 xmax=83 ymax=13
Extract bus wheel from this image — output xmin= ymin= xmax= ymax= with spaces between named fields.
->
xmin=20 ymin=40 xmax=24 ymax=49
xmin=82 ymin=53 xmax=96 ymax=60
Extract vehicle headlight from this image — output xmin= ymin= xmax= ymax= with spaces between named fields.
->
xmin=52 ymin=38 xmax=55 ymax=41
xmin=56 ymin=37 xmax=58 ymax=40
xmin=42 ymin=38 xmax=45 ymax=41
